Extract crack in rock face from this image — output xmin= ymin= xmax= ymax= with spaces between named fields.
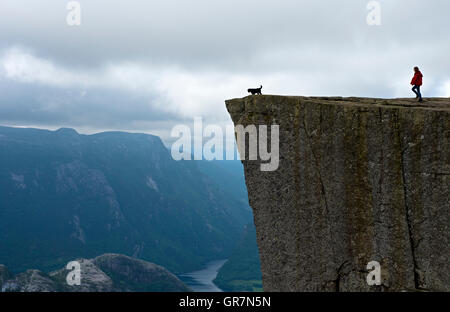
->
xmin=226 ymin=95 xmax=450 ymax=292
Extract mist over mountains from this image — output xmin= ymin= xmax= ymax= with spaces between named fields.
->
xmin=0 ymin=125 xmax=253 ymax=276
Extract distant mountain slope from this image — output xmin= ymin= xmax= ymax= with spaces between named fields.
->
xmin=0 ymin=265 xmax=12 ymax=287
xmin=195 ymin=159 xmax=251 ymax=219
xmin=214 ymin=223 xmax=262 ymax=292
xmin=0 ymin=254 xmax=189 ymax=292
xmin=0 ymin=126 xmax=252 ymax=274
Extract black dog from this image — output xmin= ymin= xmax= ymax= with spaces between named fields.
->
xmin=248 ymin=85 xmax=262 ymax=95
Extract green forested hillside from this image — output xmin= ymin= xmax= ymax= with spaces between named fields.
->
xmin=214 ymin=223 xmax=262 ymax=291
xmin=0 ymin=126 xmax=252 ymax=274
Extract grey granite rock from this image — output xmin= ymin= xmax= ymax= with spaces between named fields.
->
xmin=226 ymin=95 xmax=449 ymax=291
xmin=50 ymin=258 xmax=114 ymax=292
xmin=1 ymin=254 xmax=190 ymax=292
xmin=93 ymin=253 xmax=190 ymax=292
xmin=0 ymin=265 xmax=13 ymax=289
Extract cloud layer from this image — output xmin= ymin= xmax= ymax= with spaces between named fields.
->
xmin=0 ymin=0 xmax=449 ymax=142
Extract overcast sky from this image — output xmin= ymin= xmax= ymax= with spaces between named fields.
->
xmin=0 ymin=0 xmax=449 ymax=143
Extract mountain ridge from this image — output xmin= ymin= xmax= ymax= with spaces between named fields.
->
xmin=0 ymin=125 xmax=252 ymax=274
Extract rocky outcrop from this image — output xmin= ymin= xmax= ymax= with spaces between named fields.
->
xmin=49 ymin=258 xmax=115 ymax=292
xmin=226 ymin=95 xmax=449 ymax=291
xmin=3 ymin=270 xmax=59 ymax=292
xmin=92 ymin=254 xmax=190 ymax=292
xmin=1 ymin=254 xmax=190 ymax=292
xmin=0 ymin=265 xmax=13 ymax=290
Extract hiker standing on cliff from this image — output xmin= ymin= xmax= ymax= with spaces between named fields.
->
xmin=411 ymin=66 xmax=423 ymax=102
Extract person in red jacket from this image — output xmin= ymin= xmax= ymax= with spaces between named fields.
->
xmin=411 ymin=66 xmax=423 ymax=102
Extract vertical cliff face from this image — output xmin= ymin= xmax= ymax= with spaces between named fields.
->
xmin=226 ymin=95 xmax=449 ymax=291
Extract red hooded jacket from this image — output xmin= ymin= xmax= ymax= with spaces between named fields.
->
xmin=411 ymin=71 xmax=423 ymax=86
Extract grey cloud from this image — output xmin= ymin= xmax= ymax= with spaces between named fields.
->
xmin=0 ymin=0 xmax=449 ymax=138
xmin=0 ymin=79 xmax=186 ymax=131
xmin=0 ymin=0 xmax=448 ymax=70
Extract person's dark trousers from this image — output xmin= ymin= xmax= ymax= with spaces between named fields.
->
xmin=412 ymin=85 xmax=422 ymax=101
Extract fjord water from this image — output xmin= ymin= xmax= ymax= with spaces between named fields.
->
xmin=179 ymin=260 xmax=227 ymax=292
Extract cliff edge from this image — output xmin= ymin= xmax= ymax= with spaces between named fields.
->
xmin=226 ymin=95 xmax=449 ymax=291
